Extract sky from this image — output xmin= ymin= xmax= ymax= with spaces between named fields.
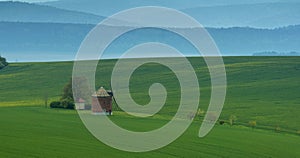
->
xmin=0 ymin=0 xmax=52 ymax=2
xmin=2 ymin=0 xmax=299 ymax=4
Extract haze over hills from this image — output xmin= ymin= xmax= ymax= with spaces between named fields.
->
xmin=0 ymin=1 xmax=104 ymax=24
xmin=0 ymin=0 xmax=299 ymax=61
xmin=42 ymin=0 xmax=299 ymax=16
xmin=1 ymin=22 xmax=300 ymax=62
xmin=42 ymin=0 xmax=300 ymax=28
xmin=182 ymin=2 xmax=300 ymax=28
xmin=1 ymin=1 xmax=299 ymax=28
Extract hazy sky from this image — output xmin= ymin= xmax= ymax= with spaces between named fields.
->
xmin=0 ymin=0 xmax=52 ymax=2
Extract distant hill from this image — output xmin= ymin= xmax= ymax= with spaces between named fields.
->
xmin=182 ymin=2 xmax=300 ymax=28
xmin=42 ymin=0 xmax=299 ymax=16
xmin=0 ymin=1 xmax=104 ymax=24
xmin=253 ymin=51 xmax=300 ymax=56
xmin=43 ymin=0 xmax=300 ymax=28
xmin=42 ymin=0 xmax=216 ymax=16
xmin=1 ymin=22 xmax=300 ymax=61
xmin=0 ymin=22 xmax=94 ymax=62
xmin=2 ymin=1 xmax=299 ymax=27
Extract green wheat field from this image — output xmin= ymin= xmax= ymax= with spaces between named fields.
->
xmin=0 ymin=57 xmax=299 ymax=157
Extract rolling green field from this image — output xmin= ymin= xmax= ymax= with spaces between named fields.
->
xmin=0 ymin=57 xmax=299 ymax=157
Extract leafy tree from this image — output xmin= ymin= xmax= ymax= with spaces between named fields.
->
xmin=197 ymin=108 xmax=205 ymax=117
xmin=0 ymin=55 xmax=8 ymax=69
xmin=72 ymin=77 xmax=91 ymax=104
xmin=50 ymin=79 xmax=75 ymax=109
xmin=249 ymin=120 xmax=257 ymax=129
xmin=60 ymin=79 xmax=75 ymax=109
xmin=61 ymin=79 xmax=73 ymax=101
xmin=229 ymin=115 xmax=237 ymax=126
xmin=275 ymin=126 xmax=281 ymax=133
xmin=62 ymin=77 xmax=91 ymax=101
xmin=44 ymin=92 xmax=48 ymax=108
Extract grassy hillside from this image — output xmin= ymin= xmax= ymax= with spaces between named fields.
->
xmin=0 ymin=57 xmax=299 ymax=157
xmin=0 ymin=61 xmax=73 ymax=106
xmin=0 ymin=57 xmax=299 ymax=130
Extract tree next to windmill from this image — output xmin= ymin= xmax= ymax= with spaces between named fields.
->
xmin=0 ymin=55 xmax=8 ymax=70
xmin=50 ymin=79 xmax=75 ymax=109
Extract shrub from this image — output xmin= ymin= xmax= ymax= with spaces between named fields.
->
xmin=229 ymin=115 xmax=237 ymax=126
xmin=249 ymin=120 xmax=257 ymax=129
xmin=61 ymin=98 xmax=75 ymax=109
xmin=62 ymin=80 xmax=73 ymax=101
xmin=275 ymin=126 xmax=281 ymax=133
xmin=197 ymin=108 xmax=205 ymax=117
xmin=50 ymin=99 xmax=74 ymax=110
xmin=219 ymin=120 xmax=225 ymax=125
xmin=50 ymin=101 xmax=63 ymax=109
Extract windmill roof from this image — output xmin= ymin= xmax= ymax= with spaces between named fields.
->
xmin=93 ymin=87 xmax=111 ymax=97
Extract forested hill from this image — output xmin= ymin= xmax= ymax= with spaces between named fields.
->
xmin=1 ymin=22 xmax=300 ymax=61
xmin=0 ymin=1 xmax=104 ymax=24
